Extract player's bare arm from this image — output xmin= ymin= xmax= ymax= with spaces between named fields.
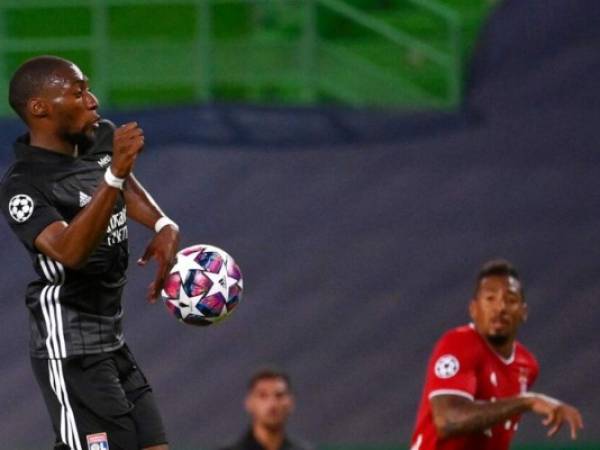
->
xmin=431 ymin=393 xmax=583 ymax=440
xmin=430 ymin=394 xmax=531 ymax=438
xmin=34 ymin=122 xmax=144 ymax=268
xmin=124 ymin=173 xmax=180 ymax=302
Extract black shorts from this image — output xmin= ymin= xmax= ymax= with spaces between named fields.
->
xmin=31 ymin=345 xmax=168 ymax=450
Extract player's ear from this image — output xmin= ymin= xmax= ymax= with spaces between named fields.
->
xmin=521 ymin=302 xmax=528 ymax=323
xmin=28 ymin=97 xmax=49 ymax=118
xmin=468 ymin=298 xmax=477 ymax=321
xmin=244 ymin=394 xmax=253 ymax=414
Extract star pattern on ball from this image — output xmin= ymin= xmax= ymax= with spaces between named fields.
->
xmin=203 ymin=256 xmax=240 ymax=302
xmin=173 ymin=253 xmax=205 ymax=317
xmin=161 ymin=245 xmax=244 ymax=326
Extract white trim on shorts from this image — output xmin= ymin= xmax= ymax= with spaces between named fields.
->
xmin=38 ymin=255 xmax=83 ymax=450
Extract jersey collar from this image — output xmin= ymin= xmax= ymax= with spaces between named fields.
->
xmin=14 ymin=134 xmax=77 ymax=163
xmin=469 ymin=322 xmax=516 ymax=365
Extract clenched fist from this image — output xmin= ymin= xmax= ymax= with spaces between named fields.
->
xmin=111 ymin=122 xmax=145 ymax=178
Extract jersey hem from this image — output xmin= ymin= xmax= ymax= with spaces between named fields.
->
xmin=29 ymin=340 xmax=126 ymax=359
xmin=428 ymin=388 xmax=474 ymax=401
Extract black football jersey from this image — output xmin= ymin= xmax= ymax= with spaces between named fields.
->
xmin=0 ymin=120 xmax=128 ymax=358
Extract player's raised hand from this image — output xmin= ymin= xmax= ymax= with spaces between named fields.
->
xmin=528 ymin=393 xmax=584 ymax=439
xmin=137 ymin=225 xmax=180 ymax=303
xmin=111 ymin=122 xmax=145 ymax=178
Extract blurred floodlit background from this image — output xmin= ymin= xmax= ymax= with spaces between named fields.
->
xmin=1 ymin=1 xmax=599 ymax=450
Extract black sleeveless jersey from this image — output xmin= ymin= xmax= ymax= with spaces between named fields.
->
xmin=0 ymin=120 xmax=129 ymax=358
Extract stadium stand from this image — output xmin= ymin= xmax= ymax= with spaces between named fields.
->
xmin=0 ymin=0 xmax=494 ymax=113
xmin=0 ymin=1 xmax=598 ymax=449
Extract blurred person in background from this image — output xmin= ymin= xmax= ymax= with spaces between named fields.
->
xmin=220 ymin=368 xmax=312 ymax=450
xmin=0 ymin=55 xmax=179 ymax=450
xmin=410 ymin=259 xmax=583 ymax=450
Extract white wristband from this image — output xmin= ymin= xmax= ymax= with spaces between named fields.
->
xmin=104 ymin=168 xmax=125 ymax=190
xmin=155 ymin=216 xmax=179 ymax=233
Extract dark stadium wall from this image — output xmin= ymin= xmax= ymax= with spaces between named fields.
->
xmin=466 ymin=0 xmax=600 ymax=117
xmin=1 ymin=1 xmax=599 ymax=449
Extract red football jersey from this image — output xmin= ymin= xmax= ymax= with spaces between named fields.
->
xmin=410 ymin=324 xmax=539 ymax=450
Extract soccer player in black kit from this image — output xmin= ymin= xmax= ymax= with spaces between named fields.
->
xmin=0 ymin=56 xmax=179 ymax=450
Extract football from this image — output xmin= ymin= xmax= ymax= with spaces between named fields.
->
xmin=161 ymin=244 xmax=243 ymax=326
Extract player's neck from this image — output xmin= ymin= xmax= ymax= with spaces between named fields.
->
xmin=253 ymin=423 xmax=285 ymax=450
xmin=28 ymin=130 xmax=77 ymax=156
xmin=486 ymin=337 xmax=515 ymax=360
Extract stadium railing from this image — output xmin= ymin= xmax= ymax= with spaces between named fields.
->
xmin=0 ymin=0 xmax=488 ymax=116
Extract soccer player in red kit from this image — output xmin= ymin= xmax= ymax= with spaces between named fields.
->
xmin=410 ymin=260 xmax=583 ymax=450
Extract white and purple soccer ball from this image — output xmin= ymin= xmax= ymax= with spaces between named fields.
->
xmin=161 ymin=244 xmax=243 ymax=326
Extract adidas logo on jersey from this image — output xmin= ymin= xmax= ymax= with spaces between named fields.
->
xmin=97 ymin=155 xmax=111 ymax=168
xmin=79 ymin=191 xmax=92 ymax=207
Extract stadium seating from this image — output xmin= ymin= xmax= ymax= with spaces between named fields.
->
xmin=0 ymin=0 xmax=493 ymax=114
xmin=0 ymin=1 xmax=598 ymax=449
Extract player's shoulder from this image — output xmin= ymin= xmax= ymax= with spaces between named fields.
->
xmin=287 ymin=436 xmax=314 ymax=450
xmin=0 ymin=160 xmax=43 ymax=199
xmin=94 ymin=118 xmax=116 ymax=144
xmin=514 ymin=340 xmax=539 ymax=369
xmin=432 ymin=324 xmax=485 ymax=358
xmin=437 ymin=324 xmax=482 ymax=347
xmin=98 ymin=118 xmax=117 ymax=131
xmin=0 ymin=163 xmax=15 ymax=190
xmin=80 ymin=118 xmax=116 ymax=159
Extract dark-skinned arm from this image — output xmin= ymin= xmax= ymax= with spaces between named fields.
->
xmin=431 ymin=394 xmax=531 ymax=439
xmin=431 ymin=393 xmax=583 ymax=440
xmin=124 ymin=173 xmax=180 ymax=302
xmin=124 ymin=173 xmax=166 ymax=229
xmin=35 ymin=122 xmax=144 ymax=269
xmin=35 ymin=184 xmax=121 ymax=269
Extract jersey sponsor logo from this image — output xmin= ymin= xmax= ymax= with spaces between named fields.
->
xmin=106 ymin=206 xmax=128 ymax=246
xmin=434 ymin=354 xmax=460 ymax=379
xmin=97 ymin=155 xmax=112 ymax=168
xmin=86 ymin=432 xmax=109 ymax=450
xmin=8 ymin=194 xmax=34 ymax=223
xmin=79 ymin=191 xmax=92 ymax=207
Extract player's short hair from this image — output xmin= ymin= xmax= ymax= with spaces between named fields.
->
xmin=476 ymin=259 xmax=524 ymax=298
xmin=247 ymin=367 xmax=292 ymax=392
xmin=8 ymin=55 xmax=73 ymax=122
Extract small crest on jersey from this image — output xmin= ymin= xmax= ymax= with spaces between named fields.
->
xmin=434 ymin=354 xmax=460 ymax=379
xmin=86 ymin=432 xmax=109 ymax=450
xmin=79 ymin=191 xmax=92 ymax=207
xmin=97 ymin=155 xmax=112 ymax=167
xmin=519 ymin=367 xmax=529 ymax=393
xmin=8 ymin=194 xmax=34 ymax=223
xmin=490 ymin=371 xmax=498 ymax=386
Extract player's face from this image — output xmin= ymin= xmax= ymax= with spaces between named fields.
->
xmin=469 ymin=275 xmax=527 ymax=346
xmin=41 ymin=63 xmax=100 ymax=146
xmin=245 ymin=378 xmax=294 ymax=431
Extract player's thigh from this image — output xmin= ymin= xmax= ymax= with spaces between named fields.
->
xmin=118 ymin=348 xmax=168 ymax=449
xmin=128 ymin=388 xmax=168 ymax=449
xmin=32 ymin=354 xmax=140 ymax=450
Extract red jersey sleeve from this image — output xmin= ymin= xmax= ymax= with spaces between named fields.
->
xmin=424 ymin=327 xmax=482 ymax=401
